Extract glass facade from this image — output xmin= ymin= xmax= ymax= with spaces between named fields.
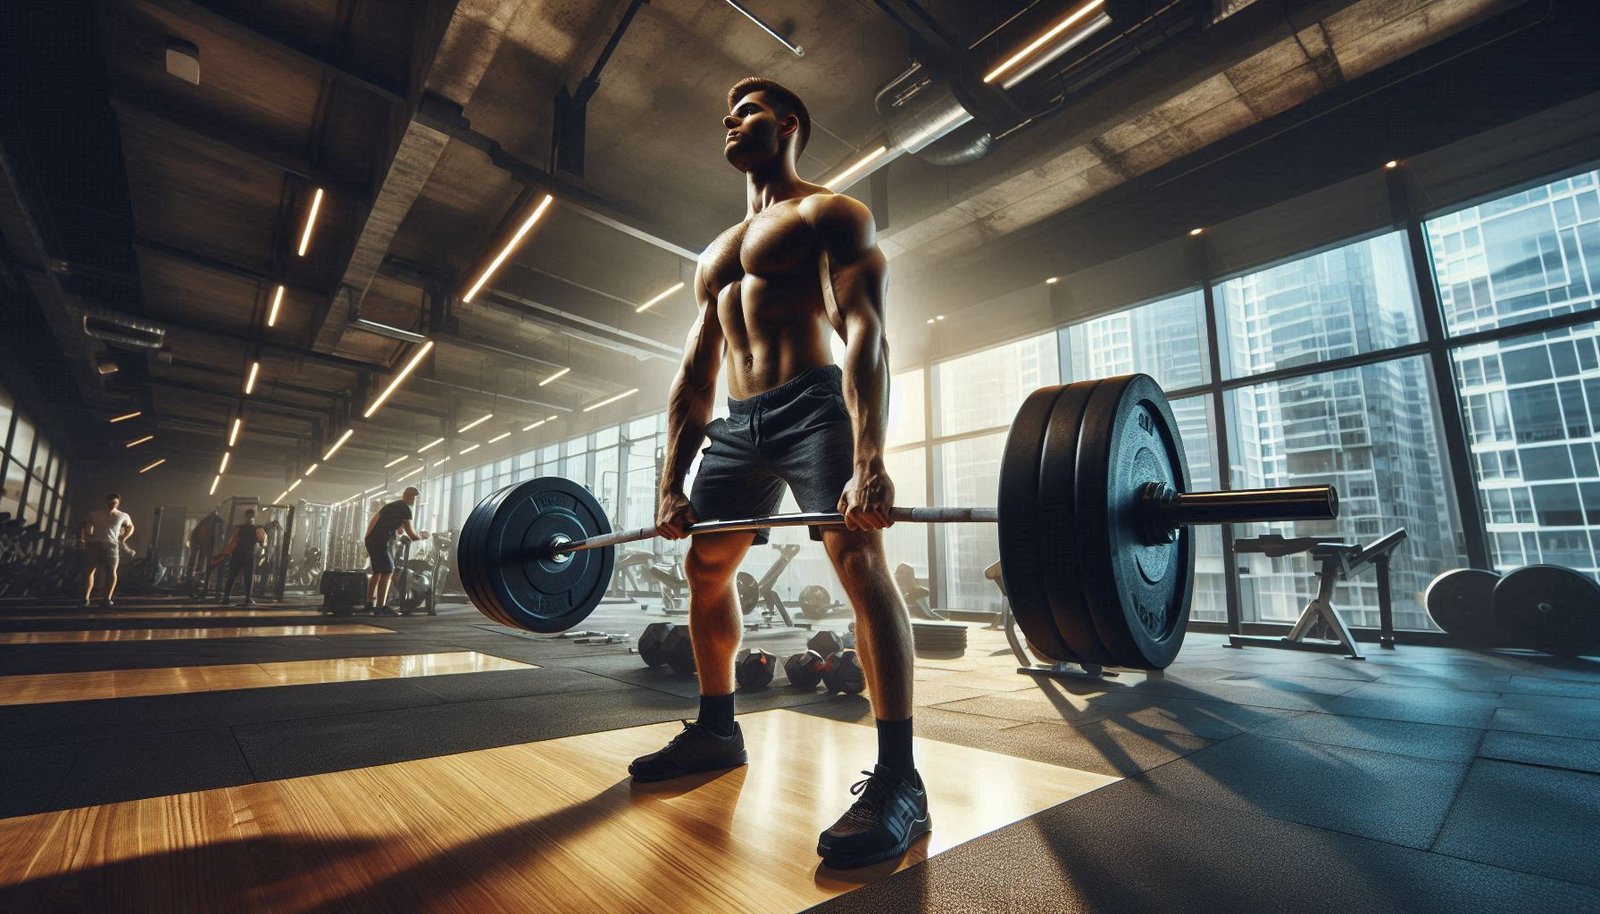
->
xmin=0 ymin=380 xmax=72 ymax=544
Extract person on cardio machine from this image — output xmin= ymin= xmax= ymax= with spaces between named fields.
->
xmin=632 ymin=77 xmax=926 ymax=870
xmin=364 ymin=486 xmax=428 ymax=616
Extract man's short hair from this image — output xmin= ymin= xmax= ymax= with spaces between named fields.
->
xmin=244 ymin=509 xmax=255 ymax=518
xmin=728 ymin=77 xmax=810 ymax=155
xmin=403 ymin=486 xmax=420 ymax=497
xmin=106 ymin=493 xmax=120 ymax=502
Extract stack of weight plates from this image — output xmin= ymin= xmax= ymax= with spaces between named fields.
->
xmin=912 ymin=620 xmax=968 ymax=657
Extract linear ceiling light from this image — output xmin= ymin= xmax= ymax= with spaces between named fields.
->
xmin=824 ymin=147 xmax=887 ymax=191
xmin=364 ymin=484 xmax=384 ymax=494
xmin=397 ymin=466 xmax=423 ymax=482
xmin=383 ymin=455 xmax=408 ymax=468
xmin=583 ymin=388 xmax=639 ymax=413
xmin=983 ymin=0 xmax=1106 ymax=86
xmin=351 ymin=318 xmax=428 ymax=343
xmin=218 ymin=452 xmax=231 ymax=474
xmin=432 ymin=457 xmax=450 ymax=468
xmin=634 ymin=282 xmax=686 ymax=314
xmin=244 ymin=361 xmax=260 ymax=395
xmin=296 ymin=187 xmax=324 ymax=257
xmin=267 ymin=285 xmax=285 ymax=328
xmin=304 ymin=463 xmax=318 ymax=476
xmin=459 ymin=443 xmax=480 ymax=455
xmin=363 ymin=340 xmax=434 ymax=419
xmin=488 ymin=431 xmax=511 ymax=444
xmin=322 ymin=429 xmax=354 ymax=461
xmin=417 ymin=437 xmax=445 ymax=453
xmin=463 ymin=193 xmax=555 ymax=302
xmin=288 ymin=479 xmax=303 ymax=493
xmin=138 ymin=458 xmax=166 ymax=474
xmin=228 ymin=417 xmax=243 ymax=447
xmin=125 ymin=435 xmax=155 ymax=448
xmin=109 ymin=411 xmax=142 ymax=424
xmin=539 ymin=366 xmax=571 ymax=386
xmin=522 ymin=418 xmax=548 ymax=432
xmin=209 ymin=475 xmax=221 ymax=496
xmin=458 ymin=413 xmax=493 ymax=434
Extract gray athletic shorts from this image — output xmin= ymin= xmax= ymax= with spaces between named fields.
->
xmin=86 ymin=543 xmax=119 ymax=576
xmin=690 ymin=365 xmax=855 ymax=545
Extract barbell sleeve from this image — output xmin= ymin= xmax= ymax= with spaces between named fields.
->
xmin=554 ymin=506 xmax=1000 ymax=556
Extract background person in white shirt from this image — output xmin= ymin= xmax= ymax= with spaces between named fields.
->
xmin=79 ymin=493 xmax=135 ymax=608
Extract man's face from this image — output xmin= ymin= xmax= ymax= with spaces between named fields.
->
xmin=106 ymin=498 xmax=120 ymax=511
xmin=403 ymin=491 xmax=417 ymax=506
xmin=723 ymin=92 xmax=792 ymax=170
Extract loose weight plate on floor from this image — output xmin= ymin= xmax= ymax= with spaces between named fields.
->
xmin=1493 ymin=565 xmax=1600 ymax=657
xmin=458 ymin=477 xmax=615 ymax=633
xmin=1425 ymin=568 xmax=1503 ymax=645
xmin=1074 ymin=374 xmax=1193 ymax=670
xmin=1037 ymin=380 xmax=1117 ymax=667
xmin=998 ymin=385 xmax=1077 ymax=662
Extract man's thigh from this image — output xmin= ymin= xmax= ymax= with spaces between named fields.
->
xmin=689 ymin=418 xmax=786 ymax=544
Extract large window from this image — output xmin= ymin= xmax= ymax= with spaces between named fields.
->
xmin=1063 ymin=289 xmax=1209 ymax=391
xmin=935 ymin=333 xmax=1059 ymax=437
xmin=1219 ymin=232 xmax=1423 ymax=378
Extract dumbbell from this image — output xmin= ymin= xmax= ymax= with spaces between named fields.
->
xmin=662 ymin=625 xmax=696 ymax=675
xmin=639 ymin=621 xmax=674 ymax=668
xmin=807 ymin=629 xmax=843 ymax=658
xmin=784 ymin=649 xmax=826 ymax=689
xmin=821 ymin=649 xmax=865 ymax=695
xmin=735 ymin=648 xmax=777 ymax=690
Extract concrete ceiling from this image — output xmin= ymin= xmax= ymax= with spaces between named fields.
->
xmin=0 ymin=0 xmax=1546 ymax=502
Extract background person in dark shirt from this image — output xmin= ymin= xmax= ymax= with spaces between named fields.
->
xmin=212 ymin=508 xmax=268 ymax=606
xmin=365 ymin=486 xmax=428 ymax=615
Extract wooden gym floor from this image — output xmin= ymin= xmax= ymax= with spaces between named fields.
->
xmin=1 ymin=595 xmax=1598 ymax=913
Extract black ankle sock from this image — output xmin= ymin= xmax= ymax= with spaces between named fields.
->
xmin=876 ymin=717 xmax=916 ymax=780
xmin=697 ymin=693 xmax=736 ymax=737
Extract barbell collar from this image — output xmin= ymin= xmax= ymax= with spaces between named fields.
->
xmin=553 ymin=506 xmax=999 ymax=556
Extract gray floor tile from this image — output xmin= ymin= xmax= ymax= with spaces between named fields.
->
xmin=1254 ymin=713 xmax=1484 ymax=762
xmin=1435 ymin=759 xmax=1600 ymax=888
xmin=1479 ymin=730 xmax=1600 ymax=775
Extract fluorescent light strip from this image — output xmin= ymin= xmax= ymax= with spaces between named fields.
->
xmin=521 ymin=418 xmax=548 ymax=432
xmin=383 ymin=455 xmax=408 ymax=468
xmin=539 ymin=366 xmax=571 ymax=386
xmin=983 ymin=0 xmax=1106 ymax=85
xmin=634 ymin=282 xmax=686 ymax=314
xmin=304 ymin=463 xmax=318 ymax=477
xmin=228 ymin=417 xmax=242 ymax=447
xmin=583 ymin=388 xmax=639 ymax=413
xmin=824 ymin=147 xmax=888 ymax=191
xmin=457 ymin=413 xmax=493 ymax=434
xmin=432 ymin=457 xmax=450 ymax=468
xmin=138 ymin=458 xmax=166 ymax=474
xmin=287 ymin=479 xmax=303 ymax=493
xmin=362 ymin=340 xmax=435 ymax=419
xmin=125 ymin=435 xmax=155 ymax=448
xmin=296 ymin=187 xmax=324 ymax=257
xmin=459 ymin=443 xmax=480 ymax=455
xmin=417 ymin=436 xmax=445 ymax=453
xmin=462 ymin=193 xmax=555 ymax=302
xmin=364 ymin=485 xmax=384 ymax=494
xmin=109 ymin=411 xmax=142 ymax=424
xmin=322 ymin=429 xmax=354 ymax=461
xmin=209 ymin=475 xmax=221 ymax=496
xmin=488 ymin=431 xmax=511 ymax=444
xmin=396 ymin=466 xmax=423 ymax=482
xmin=267 ymin=285 xmax=285 ymax=328
xmin=218 ymin=452 xmax=231 ymax=474
xmin=276 ymin=490 xmax=290 ymax=503
xmin=244 ymin=361 xmax=260 ymax=395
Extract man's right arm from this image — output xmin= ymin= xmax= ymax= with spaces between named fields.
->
xmin=657 ymin=263 xmax=724 ymax=537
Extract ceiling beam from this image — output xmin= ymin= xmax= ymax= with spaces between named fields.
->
xmin=135 ymin=238 xmax=329 ymax=301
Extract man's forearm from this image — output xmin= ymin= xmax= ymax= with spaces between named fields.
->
xmin=841 ymin=331 xmax=890 ymax=468
xmin=660 ymin=373 xmax=714 ymax=495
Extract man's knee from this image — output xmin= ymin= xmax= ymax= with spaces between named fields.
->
xmin=824 ymin=533 xmax=887 ymax=583
xmin=684 ymin=535 xmax=747 ymax=588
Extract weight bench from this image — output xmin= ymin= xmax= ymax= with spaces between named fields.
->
xmin=1229 ymin=527 xmax=1408 ymax=660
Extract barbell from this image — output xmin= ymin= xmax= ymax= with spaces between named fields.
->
xmin=457 ymin=373 xmax=1339 ymax=669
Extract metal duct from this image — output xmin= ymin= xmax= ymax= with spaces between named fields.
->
xmin=81 ymin=307 xmax=167 ymax=349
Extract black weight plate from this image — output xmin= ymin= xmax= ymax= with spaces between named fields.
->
xmin=483 ymin=477 xmax=614 ymax=633
xmin=459 ymin=484 xmax=516 ymax=627
xmin=998 ymin=385 xmax=1079 ymax=662
xmin=1038 ymin=380 xmax=1118 ymax=667
xmin=1494 ymin=565 xmax=1600 ymax=657
xmin=798 ymin=584 xmax=832 ymax=619
xmin=737 ymin=571 xmax=759 ymax=615
xmin=1424 ymin=568 xmax=1503 ymax=645
xmin=1076 ymin=374 xmax=1193 ymax=670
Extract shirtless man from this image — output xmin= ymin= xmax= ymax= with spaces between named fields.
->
xmin=629 ymin=77 xmax=925 ymax=870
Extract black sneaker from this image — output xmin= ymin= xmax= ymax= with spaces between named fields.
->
xmin=817 ymin=766 xmax=932 ymax=869
xmin=628 ymin=721 xmax=747 ymax=783
xmin=100 ymin=600 xmax=115 ymax=609
xmin=373 ymin=605 xmax=400 ymax=617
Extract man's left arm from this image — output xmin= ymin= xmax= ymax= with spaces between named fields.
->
xmin=813 ymin=194 xmax=893 ymax=530
xmin=120 ymin=517 xmax=136 ymax=545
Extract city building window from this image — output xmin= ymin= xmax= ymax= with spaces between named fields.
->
xmin=934 ymin=333 xmax=1059 ymax=437
xmin=1063 ymin=289 xmax=1209 ymax=392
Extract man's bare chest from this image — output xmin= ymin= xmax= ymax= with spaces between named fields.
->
xmin=703 ymin=209 xmax=819 ymax=295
